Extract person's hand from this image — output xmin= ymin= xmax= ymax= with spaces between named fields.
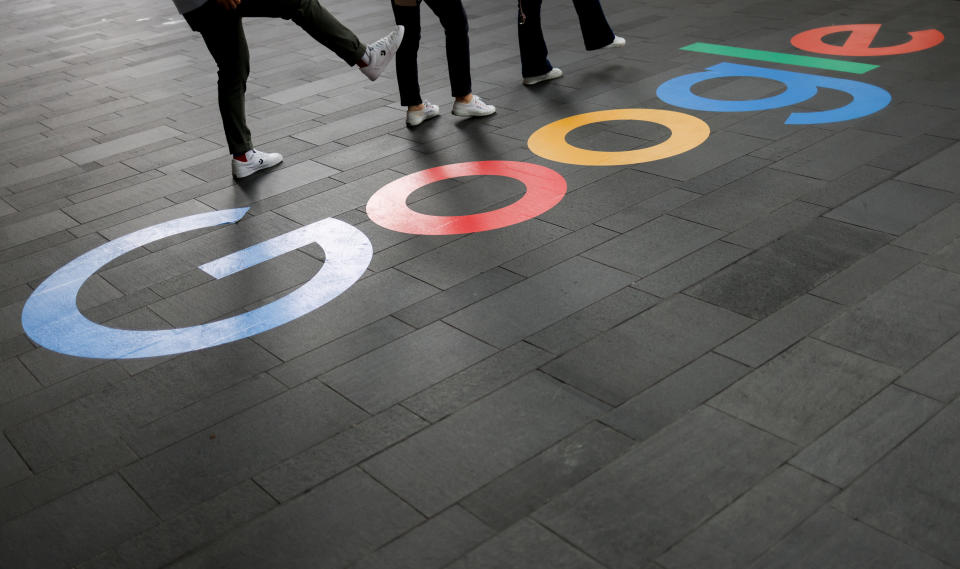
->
xmin=215 ymin=0 xmax=241 ymax=9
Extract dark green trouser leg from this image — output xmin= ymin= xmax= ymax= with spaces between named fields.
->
xmin=186 ymin=0 xmax=367 ymax=155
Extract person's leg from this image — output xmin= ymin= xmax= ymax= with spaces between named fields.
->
xmin=391 ymin=0 xmax=423 ymax=107
xmin=518 ymin=0 xmax=552 ymax=78
xmin=186 ymin=3 xmax=253 ymax=156
xmin=572 ymin=0 xmax=616 ymax=50
xmin=238 ymin=0 xmax=365 ymax=64
xmin=423 ymin=0 xmax=471 ymax=100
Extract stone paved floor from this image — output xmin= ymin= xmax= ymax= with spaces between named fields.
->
xmin=1 ymin=0 xmax=960 ymax=567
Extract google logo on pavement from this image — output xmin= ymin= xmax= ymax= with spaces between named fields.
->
xmin=22 ymin=23 xmax=944 ymax=359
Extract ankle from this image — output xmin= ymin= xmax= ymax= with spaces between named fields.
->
xmin=408 ymin=104 xmax=425 ymax=111
xmin=455 ymin=94 xmax=473 ymax=104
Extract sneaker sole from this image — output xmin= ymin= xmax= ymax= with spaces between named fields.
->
xmin=233 ymin=160 xmax=283 ymax=179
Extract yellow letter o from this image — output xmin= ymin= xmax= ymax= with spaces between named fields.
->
xmin=527 ymin=108 xmax=710 ymax=166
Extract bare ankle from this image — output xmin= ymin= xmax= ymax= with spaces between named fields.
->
xmin=408 ymin=104 xmax=425 ymax=111
xmin=455 ymin=94 xmax=473 ymax=104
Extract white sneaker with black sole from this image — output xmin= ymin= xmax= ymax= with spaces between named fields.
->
xmin=232 ymin=149 xmax=283 ymax=179
xmin=451 ymin=95 xmax=496 ymax=118
xmin=523 ymin=67 xmax=563 ymax=86
xmin=360 ymin=26 xmax=404 ymax=81
xmin=407 ymin=101 xmax=440 ymax=127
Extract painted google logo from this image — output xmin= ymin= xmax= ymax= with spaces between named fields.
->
xmin=21 ymin=24 xmax=944 ymax=359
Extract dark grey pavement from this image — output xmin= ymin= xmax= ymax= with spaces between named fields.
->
xmin=1 ymin=0 xmax=960 ymax=567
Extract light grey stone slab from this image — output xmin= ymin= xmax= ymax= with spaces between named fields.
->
xmin=834 ymin=400 xmax=960 ymax=566
xmin=633 ymin=240 xmax=751 ymax=298
xmin=64 ymin=125 xmax=183 ymax=165
xmin=897 ymin=141 xmax=960 ymax=193
xmin=791 ymin=386 xmax=942 ymax=487
xmin=898 ymin=333 xmax=960 ymax=402
xmin=446 ymin=519 xmax=605 ymax=569
xmin=602 ymin=352 xmax=750 ymax=440
xmin=543 ymin=294 xmax=753 ymax=405
xmin=444 ymin=256 xmax=635 ymax=348
xmin=745 ymin=507 xmax=947 ymax=569
xmin=363 ymin=372 xmax=605 ymax=516
xmin=825 ymin=180 xmax=954 ymax=235
xmin=584 ymin=215 xmax=723 ymax=278
xmin=894 ymin=203 xmax=960 ymax=254
xmin=657 ymin=466 xmax=837 ymax=569
xmin=535 ymin=407 xmax=795 ymax=569
xmin=711 ymin=338 xmax=900 ymax=444
xmin=815 ymin=264 xmax=960 ymax=369
xmin=167 ymin=470 xmax=423 ymax=569
xmin=772 ymin=129 xmax=901 ymax=181
xmin=810 ymin=245 xmax=923 ymax=305
xmin=716 ymin=294 xmax=842 ymax=367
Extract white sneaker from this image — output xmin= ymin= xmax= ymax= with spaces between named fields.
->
xmin=406 ymin=101 xmax=440 ymax=127
xmin=522 ymin=67 xmax=563 ymax=86
xmin=451 ymin=95 xmax=496 ymax=118
xmin=360 ymin=26 xmax=404 ymax=81
xmin=603 ymin=35 xmax=626 ymax=49
xmin=232 ymin=149 xmax=283 ymax=179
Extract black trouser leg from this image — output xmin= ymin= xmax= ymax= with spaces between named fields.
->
xmin=237 ymin=0 xmax=365 ymax=64
xmin=391 ymin=1 xmax=424 ymax=106
xmin=188 ymin=5 xmax=253 ymax=155
xmin=572 ymin=0 xmax=615 ymax=50
xmin=423 ymin=0 xmax=472 ymax=99
xmin=517 ymin=0 xmax=552 ymax=78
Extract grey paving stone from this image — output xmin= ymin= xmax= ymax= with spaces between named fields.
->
xmin=773 ymin=129 xmax=902 ymax=181
xmin=77 ymin=482 xmax=276 ymax=569
xmin=123 ymin=373 xmax=286 ymax=456
xmin=527 ymin=287 xmax=658 ymax=354
xmin=122 ymin=380 xmax=365 ymax=517
xmin=269 ymin=317 xmax=414 ymax=387
xmin=62 ymin=171 xmax=200 ymax=223
xmin=633 ymin=240 xmax=751 ymax=298
xmin=444 ymin=256 xmax=635 ymax=348
xmin=323 ymin=322 xmax=497 ymax=413
xmin=394 ymin=268 xmax=522 ymax=329
xmin=364 ymin=372 xmax=605 ymax=516
xmin=500 ymin=224 xmax=617 ymax=277
xmin=927 ymin=237 xmax=960 ymax=274
xmin=897 ymin=333 xmax=960 ymax=403
xmin=253 ymin=269 xmax=438 ymax=361
xmin=538 ymin=169 xmax=676 ymax=230
xmin=895 ymin=203 xmax=960 ymax=254
xmin=401 ymin=341 xmax=554 ymax=423
xmin=0 ymin=210 xmax=77 ymax=250
xmin=167 ymin=469 xmax=422 ymax=569
xmin=897 ymin=141 xmax=960 ymax=193
xmin=825 ymin=179 xmax=954 ymax=235
xmin=0 ymin=475 xmax=157 ymax=569
xmin=834 ymin=398 xmax=960 ymax=566
xmin=791 ymin=386 xmax=942 ymax=487
xmin=868 ymin=134 xmax=957 ymax=173
xmin=535 ymin=407 xmax=795 ymax=569
xmin=595 ymin=187 xmax=699 ymax=233
xmin=0 ymin=357 xmax=40 ymax=405
xmin=0 ymin=435 xmax=31 ymax=489
xmin=748 ymin=507 xmax=947 ymax=569
xmin=0 ymin=440 xmax=137 ymax=524
xmin=690 ymin=219 xmax=889 ymax=319
xmin=810 ymin=244 xmax=923 ymax=306
xmin=63 ymin=125 xmax=183 ymax=165
xmin=351 ymin=506 xmax=494 ymax=569
xmin=800 ymin=164 xmax=895 ymax=209
xmin=198 ymin=160 xmax=338 ymax=209
xmin=678 ymin=155 xmax=770 ymax=195
xmin=673 ymin=168 xmax=825 ymax=232
xmin=255 ymin=405 xmax=426 ymax=502
xmin=601 ymin=352 xmax=749 ymax=441
xmin=816 ymin=264 xmax=960 ymax=369
xmin=716 ymin=294 xmax=841 ymax=368
xmin=461 ymin=423 xmax=633 ymax=530
xmin=544 ymin=294 xmax=752 ymax=405
xmin=584 ymin=215 xmax=723 ymax=278
xmin=711 ymin=339 xmax=900 ymax=445
xmin=657 ymin=466 xmax=837 ymax=569
xmin=635 ymin=131 xmax=768 ymax=181
xmin=749 ymin=127 xmax=834 ymax=161
xmin=397 ymin=220 xmax=568 ymax=289
xmin=447 ymin=519 xmax=605 ymax=569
